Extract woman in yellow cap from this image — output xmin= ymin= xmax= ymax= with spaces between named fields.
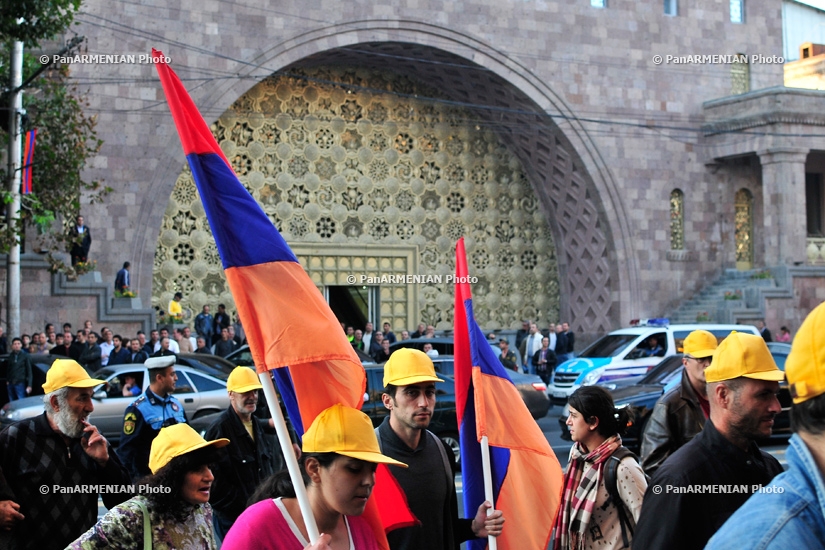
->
xmin=68 ymin=423 xmax=229 ymax=549
xmin=222 ymin=403 xmax=407 ymax=550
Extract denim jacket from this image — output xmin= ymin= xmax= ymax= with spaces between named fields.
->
xmin=706 ymin=434 xmax=825 ymax=549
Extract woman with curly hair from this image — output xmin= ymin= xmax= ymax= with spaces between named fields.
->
xmin=552 ymin=386 xmax=647 ymax=550
xmin=68 ymin=423 xmax=229 ymax=549
xmin=222 ymin=403 xmax=408 ymax=550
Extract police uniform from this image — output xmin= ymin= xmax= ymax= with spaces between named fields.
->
xmin=117 ymin=384 xmax=187 ymax=480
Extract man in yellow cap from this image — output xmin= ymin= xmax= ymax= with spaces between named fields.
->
xmin=0 ymin=359 xmax=131 ymax=550
xmin=707 ymin=302 xmax=825 ymax=548
xmin=377 ymin=348 xmax=504 ymax=550
xmin=205 ymin=366 xmax=287 ymax=540
xmin=641 ymin=329 xmax=719 ymax=474
xmin=634 ymin=332 xmax=785 ymax=550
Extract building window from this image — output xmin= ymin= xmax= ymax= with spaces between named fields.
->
xmin=807 ymin=173 xmax=824 ymax=237
xmin=735 ymin=189 xmax=754 ymax=269
xmin=730 ymin=0 xmax=744 ymax=23
xmin=664 ymin=0 xmax=678 ymax=16
xmin=670 ymin=189 xmax=685 ymax=250
xmin=731 ymin=54 xmax=750 ymax=94
xmin=591 ymin=0 xmax=606 ymax=7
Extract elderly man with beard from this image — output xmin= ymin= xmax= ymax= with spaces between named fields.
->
xmin=205 ymin=367 xmax=285 ymax=540
xmin=0 ymin=359 xmax=131 ymax=550
xmin=633 ymin=332 xmax=785 ymax=550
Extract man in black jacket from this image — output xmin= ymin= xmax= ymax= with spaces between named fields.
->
xmin=640 ymin=329 xmax=718 ymax=474
xmin=205 ymin=367 xmax=285 ymax=540
xmin=78 ymin=332 xmax=102 ymax=374
xmin=634 ymin=332 xmax=785 ymax=550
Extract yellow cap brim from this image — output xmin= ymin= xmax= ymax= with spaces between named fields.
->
xmin=385 ymin=374 xmax=444 ymax=386
xmin=43 ymin=378 xmax=106 ymax=394
xmin=689 ymin=348 xmax=717 ymax=359
xmin=229 ymin=383 xmax=262 ymax=393
xmin=150 ymin=437 xmax=231 ymax=474
xmin=743 ymin=370 xmax=786 ymax=382
xmin=337 ymin=450 xmax=408 ymax=468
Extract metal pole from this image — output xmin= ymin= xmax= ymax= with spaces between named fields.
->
xmin=7 ymin=40 xmax=23 ymax=338
xmin=480 ymin=435 xmax=498 ymax=550
xmin=258 ymin=371 xmax=321 ymax=543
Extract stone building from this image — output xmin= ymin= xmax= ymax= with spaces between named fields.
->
xmin=9 ymin=0 xmax=825 ymax=340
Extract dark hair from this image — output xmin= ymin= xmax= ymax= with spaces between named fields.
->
xmin=12 ymin=337 xmax=21 ymax=344
xmin=248 ymin=452 xmax=338 ymax=505
xmin=781 ymin=326 xmax=789 ymax=332
xmin=384 ymin=383 xmax=398 ymax=398
xmin=568 ymin=386 xmax=634 ymax=437
xmin=791 ymin=393 xmax=825 ymax=436
xmin=174 ymin=292 xmax=182 ymax=299
xmin=138 ymin=446 xmax=222 ymax=515
xmin=137 ymin=330 xmax=145 ymax=336
xmin=114 ymin=334 xmax=122 ymax=341
xmin=148 ymin=366 xmax=173 ymax=383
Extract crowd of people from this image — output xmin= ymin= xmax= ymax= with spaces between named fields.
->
xmin=1 ymin=302 xmax=821 ymax=549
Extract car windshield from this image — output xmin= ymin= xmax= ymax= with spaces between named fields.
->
xmin=579 ymin=334 xmax=640 ymax=358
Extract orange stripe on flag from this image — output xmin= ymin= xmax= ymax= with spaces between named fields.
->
xmin=471 ymin=367 xmax=554 ymax=455
xmin=496 ymin=451 xmax=562 ymax=550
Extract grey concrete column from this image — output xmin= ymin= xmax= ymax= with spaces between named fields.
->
xmin=757 ymin=148 xmax=809 ymax=266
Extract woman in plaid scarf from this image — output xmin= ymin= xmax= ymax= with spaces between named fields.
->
xmin=552 ymin=386 xmax=647 ymax=550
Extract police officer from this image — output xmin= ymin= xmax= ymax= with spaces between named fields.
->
xmin=117 ymin=356 xmax=187 ymax=480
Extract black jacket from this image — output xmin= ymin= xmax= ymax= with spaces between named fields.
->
xmin=78 ymin=343 xmax=101 ymax=373
xmin=633 ymin=420 xmax=783 ymax=550
xmin=204 ymin=407 xmax=283 ymax=525
xmin=640 ymin=368 xmax=706 ymax=475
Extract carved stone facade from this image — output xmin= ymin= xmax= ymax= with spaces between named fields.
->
xmin=154 ymin=68 xmax=560 ymax=329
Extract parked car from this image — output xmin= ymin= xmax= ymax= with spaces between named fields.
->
xmin=389 ymin=337 xmax=526 ymax=370
xmin=557 ymin=342 xmax=794 ymax=453
xmin=175 ymin=352 xmax=235 ymax=377
xmin=549 ymin=323 xmax=760 ymax=404
xmin=428 ymin=356 xmax=550 ymax=420
xmin=0 ymin=364 xmax=230 ymax=446
xmin=0 ymin=354 xmax=64 ymax=408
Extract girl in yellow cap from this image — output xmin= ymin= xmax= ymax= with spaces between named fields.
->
xmin=67 ymin=423 xmax=229 ymax=549
xmin=222 ymin=403 xmax=407 ymax=550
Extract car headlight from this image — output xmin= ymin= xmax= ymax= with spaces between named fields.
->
xmin=0 ymin=409 xmax=21 ymax=421
xmin=582 ymin=369 xmax=603 ymax=386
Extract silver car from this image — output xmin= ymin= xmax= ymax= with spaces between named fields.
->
xmin=0 ymin=364 xmax=230 ymax=446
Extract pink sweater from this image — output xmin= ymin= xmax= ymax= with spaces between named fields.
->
xmin=222 ymin=498 xmax=381 ymax=550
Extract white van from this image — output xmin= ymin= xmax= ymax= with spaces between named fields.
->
xmin=548 ymin=323 xmax=759 ymax=403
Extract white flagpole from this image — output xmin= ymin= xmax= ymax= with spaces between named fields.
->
xmin=480 ymin=435 xmax=498 ymax=550
xmin=258 ymin=371 xmax=321 ymax=543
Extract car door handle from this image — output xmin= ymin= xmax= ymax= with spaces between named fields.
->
xmin=184 ymin=398 xmax=193 ymax=403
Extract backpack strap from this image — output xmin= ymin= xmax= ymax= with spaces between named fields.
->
xmin=601 ymin=446 xmax=637 ymax=549
xmin=134 ymin=497 xmax=153 ymax=550
xmin=375 ymin=426 xmax=453 ymax=485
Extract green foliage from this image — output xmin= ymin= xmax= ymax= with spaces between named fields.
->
xmin=1 ymin=0 xmax=82 ymax=47
xmin=0 ymin=1 xmax=110 ymax=268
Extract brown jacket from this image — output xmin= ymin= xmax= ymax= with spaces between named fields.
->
xmin=639 ymin=368 xmax=706 ymax=475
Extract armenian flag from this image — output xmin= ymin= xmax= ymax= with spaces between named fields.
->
xmin=454 ymin=237 xmax=564 ymax=549
xmin=152 ymin=50 xmax=411 ymax=547
xmin=22 ymin=129 xmax=36 ymax=194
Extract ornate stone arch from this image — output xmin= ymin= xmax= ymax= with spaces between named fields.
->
xmin=136 ymin=21 xmax=639 ymax=334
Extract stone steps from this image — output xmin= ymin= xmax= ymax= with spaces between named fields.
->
xmin=669 ymin=269 xmax=780 ymax=324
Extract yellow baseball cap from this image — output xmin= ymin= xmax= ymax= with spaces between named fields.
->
xmin=786 ymin=302 xmax=825 ymax=404
xmin=383 ymin=348 xmax=444 ymax=387
xmin=226 ymin=366 xmax=262 ymax=393
xmin=705 ymin=331 xmax=785 ymax=383
xmin=43 ymin=359 xmax=105 ymax=393
xmin=149 ymin=423 xmax=230 ymax=474
xmin=682 ymin=329 xmax=718 ymax=358
xmin=302 ymin=404 xmax=407 ymax=467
